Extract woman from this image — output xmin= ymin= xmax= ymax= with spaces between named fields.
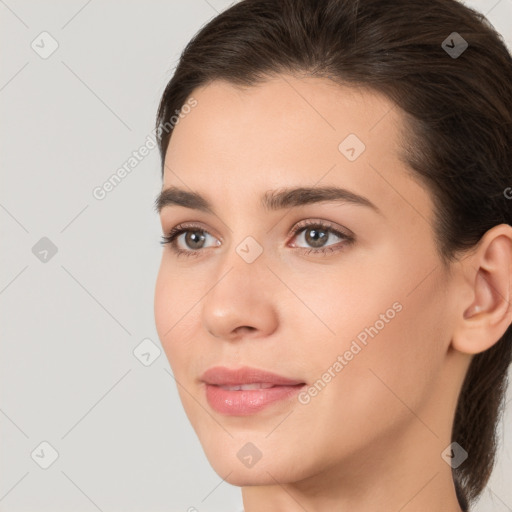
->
xmin=153 ymin=0 xmax=512 ymax=510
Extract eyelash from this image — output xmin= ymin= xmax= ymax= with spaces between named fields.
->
xmin=160 ymin=220 xmax=355 ymax=259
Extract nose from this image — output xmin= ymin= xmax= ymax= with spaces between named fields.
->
xmin=206 ymin=324 xmax=256 ymax=338
xmin=201 ymin=254 xmax=279 ymax=342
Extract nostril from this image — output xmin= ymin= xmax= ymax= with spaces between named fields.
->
xmin=236 ymin=326 xmax=256 ymax=334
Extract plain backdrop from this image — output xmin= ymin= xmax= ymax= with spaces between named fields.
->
xmin=1 ymin=1 xmax=511 ymax=511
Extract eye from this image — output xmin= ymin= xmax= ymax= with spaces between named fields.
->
xmin=160 ymin=222 xmax=220 ymax=258
xmin=160 ymin=219 xmax=354 ymax=258
xmin=288 ymin=219 xmax=354 ymax=255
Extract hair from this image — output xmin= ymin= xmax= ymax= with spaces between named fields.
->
xmin=155 ymin=0 xmax=512 ymax=509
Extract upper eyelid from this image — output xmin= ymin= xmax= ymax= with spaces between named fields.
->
xmin=167 ymin=219 xmax=352 ymax=245
xmin=292 ymin=218 xmax=353 ymax=236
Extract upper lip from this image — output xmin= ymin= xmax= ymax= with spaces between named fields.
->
xmin=201 ymin=366 xmax=305 ymax=386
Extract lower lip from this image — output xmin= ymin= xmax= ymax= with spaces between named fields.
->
xmin=204 ymin=383 xmax=306 ymax=415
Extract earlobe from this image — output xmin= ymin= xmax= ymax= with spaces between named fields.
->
xmin=452 ymin=225 xmax=512 ymax=355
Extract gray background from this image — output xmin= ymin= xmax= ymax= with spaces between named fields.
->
xmin=1 ymin=1 xmax=511 ymax=511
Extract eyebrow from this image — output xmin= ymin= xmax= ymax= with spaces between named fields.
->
xmin=154 ymin=185 xmax=381 ymax=215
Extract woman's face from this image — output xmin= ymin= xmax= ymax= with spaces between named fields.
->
xmin=154 ymin=75 xmax=465 ymax=487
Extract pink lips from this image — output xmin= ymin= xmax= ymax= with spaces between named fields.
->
xmin=201 ymin=366 xmax=306 ymax=416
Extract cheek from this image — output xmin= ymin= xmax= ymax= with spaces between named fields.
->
xmin=154 ymin=259 xmax=198 ymax=371
xmin=154 ymin=262 xmax=173 ymax=345
xmin=296 ymin=246 xmax=449 ymax=407
xmin=310 ymin=262 xmax=449 ymax=442
xmin=154 ymin=264 xmax=211 ymax=440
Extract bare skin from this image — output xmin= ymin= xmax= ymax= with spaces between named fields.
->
xmin=154 ymin=74 xmax=512 ymax=512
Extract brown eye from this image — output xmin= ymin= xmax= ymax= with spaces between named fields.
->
xmin=289 ymin=220 xmax=354 ymax=255
xmin=160 ymin=223 xmax=220 ymax=257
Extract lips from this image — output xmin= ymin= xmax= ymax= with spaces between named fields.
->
xmin=201 ymin=366 xmax=306 ymax=415
xmin=200 ymin=365 xmax=305 ymax=387
xmin=219 ymin=383 xmax=275 ymax=390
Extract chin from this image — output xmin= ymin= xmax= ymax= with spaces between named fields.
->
xmin=201 ymin=442 xmax=311 ymax=487
xmin=222 ymin=470 xmax=273 ymax=487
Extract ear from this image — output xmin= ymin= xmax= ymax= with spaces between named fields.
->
xmin=451 ymin=224 xmax=512 ymax=355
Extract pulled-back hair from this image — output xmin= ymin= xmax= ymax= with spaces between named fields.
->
xmin=155 ymin=0 xmax=512 ymax=508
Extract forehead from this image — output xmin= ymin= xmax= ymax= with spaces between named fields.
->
xmin=168 ymin=75 xmax=401 ymax=154
xmin=162 ymin=75 xmax=432 ymax=228
xmin=164 ymin=75 xmax=404 ymax=172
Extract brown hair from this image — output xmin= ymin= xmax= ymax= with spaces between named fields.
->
xmin=155 ymin=0 xmax=512 ymax=508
